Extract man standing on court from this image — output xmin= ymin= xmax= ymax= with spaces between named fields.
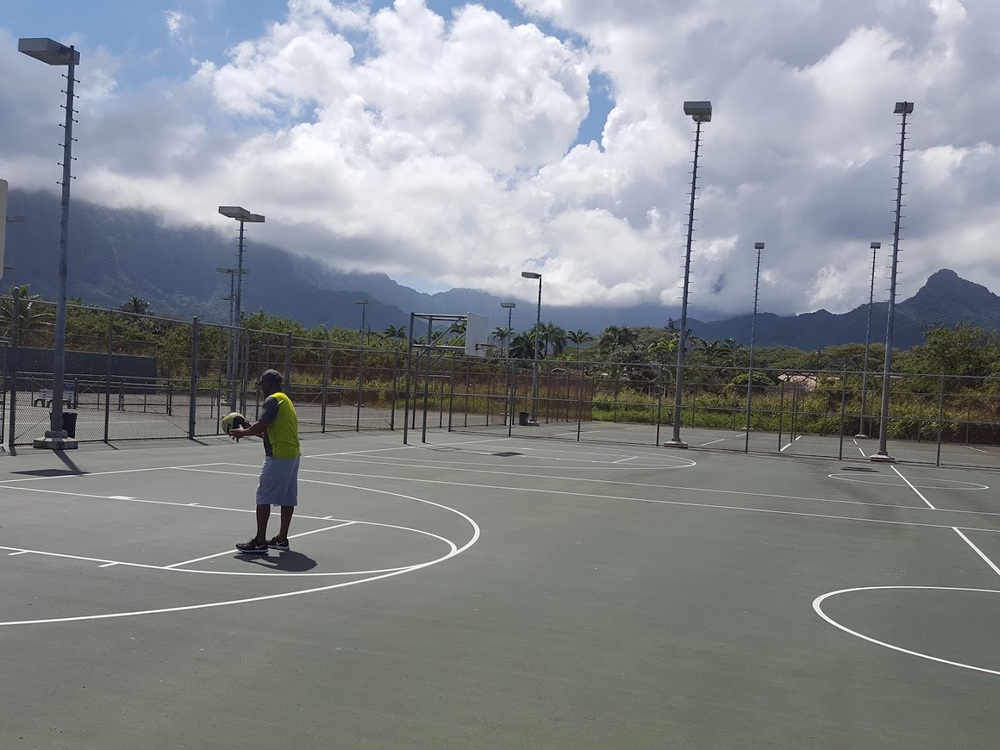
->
xmin=230 ymin=369 xmax=301 ymax=554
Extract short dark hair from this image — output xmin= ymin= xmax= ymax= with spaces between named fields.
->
xmin=259 ymin=369 xmax=283 ymax=385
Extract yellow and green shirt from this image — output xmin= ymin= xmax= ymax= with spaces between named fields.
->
xmin=259 ymin=391 xmax=300 ymax=458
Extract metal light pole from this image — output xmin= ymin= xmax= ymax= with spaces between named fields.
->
xmin=872 ymin=102 xmax=913 ymax=463
xmin=500 ymin=301 xmax=516 ymax=362
xmin=665 ymin=100 xmax=712 ymax=448
xmin=521 ymin=271 xmax=542 ymax=424
xmin=856 ymin=241 xmax=881 ymax=439
xmin=219 ymin=206 xmax=264 ymax=410
xmin=500 ymin=301 xmax=516 ymax=426
xmin=216 ymin=265 xmax=244 ymax=384
xmin=744 ymin=241 xmax=764 ymax=452
xmin=20 ymin=38 xmax=80 ymax=450
xmin=356 ymin=299 xmax=368 ymax=431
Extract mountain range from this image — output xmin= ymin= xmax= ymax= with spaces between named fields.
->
xmin=5 ymin=188 xmax=999 ymax=350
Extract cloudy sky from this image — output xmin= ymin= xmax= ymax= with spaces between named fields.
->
xmin=1 ymin=0 xmax=997 ymax=318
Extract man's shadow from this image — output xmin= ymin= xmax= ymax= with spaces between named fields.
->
xmin=234 ymin=550 xmax=318 ymax=572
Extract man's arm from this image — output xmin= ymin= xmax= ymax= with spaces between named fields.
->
xmin=229 ymin=418 xmax=269 ymax=441
xmin=229 ymin=396 xmax=278 ymax=441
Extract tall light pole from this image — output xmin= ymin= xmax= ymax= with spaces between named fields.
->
xmin=216 ymin=265 xmax=245 ymax=384
xmin=856 ymin=241 xmax=881 ymax=439
xmin=521 ymin=271 xmax=542 ymax=424
xmin=219 ymin=206 xmax=264 ymax=410
xmin=356 ymin=300 xmax=368 ymax=431
xmin=665 ymin=100 xmax=712 ymax=449
xmin=20 ymin=38 xmax=80 ymax=450
xmin=500 ymin=301 xmax=516 ymax=362
xmin=872 ymin=102 xmax=913 ymax=463
xmin=744 ymin=241 xmax=764 ymax=452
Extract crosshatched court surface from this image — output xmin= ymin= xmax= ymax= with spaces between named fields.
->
xmin=2 ymin=432 xmax=999 ymax=748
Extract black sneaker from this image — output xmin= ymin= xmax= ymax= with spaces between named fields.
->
xmin=266 ymin=537 xmax=290 ymax=551
xmin=236 ymin=538 xmax=268 ymax=554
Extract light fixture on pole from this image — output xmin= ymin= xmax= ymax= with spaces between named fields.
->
xmin=521 ymin=271 xmax=542 ymax=424
xmin=856 ymin=241 xmax=881 ymax=439
xmin=20 ymin=37 xmax=81 ymax=450
xmin=500 ymin=302 xmax=516 ymax=362
xmin=744 ymin=241 xmax=764 ymax=452
xmin=219 ymin=206 xmax=264 ymax=410
xmin=665 ymin=100 xmax=712 ymax=449
xmin=871 ymin=102 xmax=913 ymax=463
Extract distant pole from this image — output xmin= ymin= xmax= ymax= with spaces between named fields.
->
xmin=219 ymin=206 xmax=264 ymax=412
xmin=520 ymin=272 xmax=542 ymax=424
xmin=856 ymin=241 xmax=880 ymax=438
xmin=872 ymin=102 xmax=913 ymax=463
xmin=356 ymin=300 xmax=368 ymax=432
xmin=744 ymin=242 xmax=764 ymax=452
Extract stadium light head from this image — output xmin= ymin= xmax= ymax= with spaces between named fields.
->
xmin=18 ymin=37 xmax=79 ymax=66
xmin=871 ymin=241 xmax=881 ymax=249
xmin=500 ymin=302 xmax=516 ymax=309
xmin=521 ymin=271 xmax=541 ymax=280
xmin=894 ymin=101 xmax=914 ymax=114
xmin=683 ymin=100 xmax=712 ymax=122
xmin=754 ymin=242 xmax=764 ymax=250
xmin=218 ymin=206 xmax=265 ymax=223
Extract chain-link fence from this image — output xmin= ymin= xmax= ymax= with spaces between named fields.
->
xmin=5 ymin=298 xmax=1000 ymax=470
xmin=2 ymin=299 xmax=409 ymax=447
xmin=436 ymin=359 xmax=1000 ymax=471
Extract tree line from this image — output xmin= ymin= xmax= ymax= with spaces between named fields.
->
xmin=2 ymin=285 xmax=997 ymax=388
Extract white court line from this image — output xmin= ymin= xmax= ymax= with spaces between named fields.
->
xmin=700 ymin=439 xmax=727 ymax=447
xmin=164 ymin=522 xmax=355 ymax=569
xmin=0 ymin=486 xmax=480 ymax=625
xmin=965 ymin=446 xmax=989 ymax=454
xmin=285 ymin=465 xmax=1000 ymax=535
xmin=612 ymin=456 xmax=637 ymax=464
xmin=813 ymin=587 xmax=1000 ymax=678
xmin=0 ymin=463 xmax=234 ymax=485
xmin=299 ymin=461 xmax=1000 ymax=518
xmin=779 ymin=435 xmax=803 ymax=452
xmin=888 ymin=465 xmax=1000 ymax=580
xmin=952 ymin=529 xmax=1000 ymax=578
xmin=891 ymin=466 xmax=937 ymax=510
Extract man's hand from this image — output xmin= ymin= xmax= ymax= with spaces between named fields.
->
xmin=229 ymin=426 xmax=249 ymax=442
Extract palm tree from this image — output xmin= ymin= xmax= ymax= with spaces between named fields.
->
xmin=508 ymin=331 xmax=536 ymax=360
xmin=120 ymin=295 xmax=152 ymax=315
xmin=566 ymin=329 xmax=593 ymax=360
xmin=383 ymin=324 xmax=407 ymax=348
xmin=492 ymin=326 xmax=512 ymax=356
xmin=0 ymin=284 xmax=54 ymax=344
xmin=541 ymin=322 xmax=566 ymax=357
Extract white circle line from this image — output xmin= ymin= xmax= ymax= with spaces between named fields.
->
xmin=0 ymin=482 xmax=481 ymax=626
xmin=812 ymin=585 xmax=1000 ymax=677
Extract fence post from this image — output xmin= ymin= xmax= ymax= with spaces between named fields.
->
xmin=321 ymin=338 xmax=329 ymax=434
xmin=189 ymin=317 xmax=199 ymax=439
xmin=8 ymin=288 xmax=20 ymax=450
xmin=936 ymin=375 xmax=945 ymax=467
xmin=284 ymin=331 xmax=292 ymax=387
xmin=777 ymin=379 xmax=785 ymax=450
xmin=838 ymin=373 xmax=847 ymax=460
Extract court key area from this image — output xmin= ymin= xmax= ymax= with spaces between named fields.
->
xmin=1 ymin=432 xmax=999 ymax=748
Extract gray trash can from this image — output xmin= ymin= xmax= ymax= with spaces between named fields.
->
xmin=62 ymin=411 xmax=78 ymax=438
xmin=518 ymin=412 xmax=530 ymax=426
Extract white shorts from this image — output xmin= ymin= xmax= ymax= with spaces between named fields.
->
xmin=255 ymin=455 xmax=300 ymax=506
